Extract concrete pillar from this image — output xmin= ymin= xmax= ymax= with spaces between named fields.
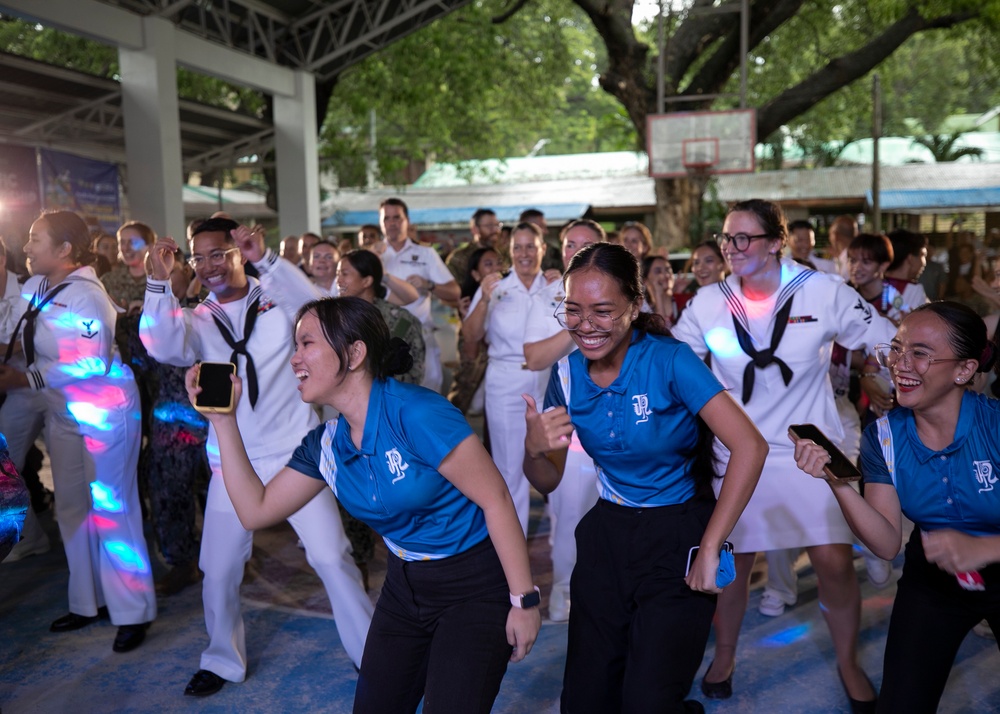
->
xmin=274 ymin=70 xmax=320 ymax=237
xmin=118 ymin=16 xmax=185 ymax=240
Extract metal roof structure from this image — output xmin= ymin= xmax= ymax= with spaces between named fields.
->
xmin=99 ymin=0 xmax=470 ymax=82
xmin=0 ymin=0 xmax=471 ymax=172
xmin=0 ymin=51 xmax=271 ymax=171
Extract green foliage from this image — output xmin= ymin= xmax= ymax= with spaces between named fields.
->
xmin=911 ymin=132 xmax=985 ymax=161
xmin=703 ymin=0 xmax=1000 ymax=166
xmin=320 ymin=0 xmax=637 ymax=186
xmin=0 ymin=16 xmax=264 ymax=115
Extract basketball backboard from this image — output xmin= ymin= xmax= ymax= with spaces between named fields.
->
xmin=647 ymin=109 xmax=756 ymax=178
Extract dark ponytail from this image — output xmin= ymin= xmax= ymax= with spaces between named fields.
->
xmin=296 ymin=297 xmax=413 ymax=380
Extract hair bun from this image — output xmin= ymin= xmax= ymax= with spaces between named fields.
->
xmin=383 ymin=336 xmax=414 ymax=377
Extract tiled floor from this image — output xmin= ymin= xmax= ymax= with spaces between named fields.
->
xmin=1 ymin=492 xmax=997 ymax=713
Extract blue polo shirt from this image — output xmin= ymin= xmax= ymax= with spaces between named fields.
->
xmin=288 ymin=378 xmax=488 ymax=560
xmin=861 ymin=391 xmax=1000 ymax=537
xmin=545 ymin=331 xmax=724 ymax=507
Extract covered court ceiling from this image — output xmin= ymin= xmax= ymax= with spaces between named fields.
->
xmin=0 ymin=0 xmax=470 ymax=170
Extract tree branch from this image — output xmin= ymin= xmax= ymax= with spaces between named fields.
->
xmin=679 ymin=0 xmax=804 ymax=103
xmin=492 ymin=0 xmax=531 ymax=24
xmin=664 ymin=0 xmax=740 ymax=90
xmin=756 ymin=9 xmax=979 ymax=139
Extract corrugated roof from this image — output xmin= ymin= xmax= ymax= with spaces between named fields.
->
xmin=867 ymin=187 xmax=1000 ymax=213
xmin=322 ymin=202 xmax=589 ymax=229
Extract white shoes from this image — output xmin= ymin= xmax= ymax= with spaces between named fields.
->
xmin=549 ymin=588 xmax=570 ymax=623
xmin=758 ymin=592 xmax=794 ymax=617
xmin=863 ymin=552 xmax=893 ymax=589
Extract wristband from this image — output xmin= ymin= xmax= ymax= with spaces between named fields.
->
xmin=860 ymin=372 xmax=879 ymax=379
xmin=510 ymin=586 xmax=541 ymax=609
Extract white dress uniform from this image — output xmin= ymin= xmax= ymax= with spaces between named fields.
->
xmin=468 ymin=271 xmax=554 ymax=534
xmin=381 ymin=240 xmax=454 ymax=393
xmin=0 ymin=267 xmax=156 ymax=625
xmin=523 ymin=282 xmax=598 ymax=617
xmin=140 ymin=249 xmax=372 ymax=680
xmin=672 ymin=259 xmax=896 ymax=552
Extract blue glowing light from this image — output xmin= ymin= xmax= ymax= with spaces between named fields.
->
xmin=705 ymin=327 xmax=743 ymax=359
xmin=67 ymin=402 xmax=112 ymax=430
xmin=153 ymin=402 xmax=208 ymax=430
xmin=759 ymin=623 xmax=812 ymax=647
xmin=104 ymin=541 xmax=149 ymax=573
xmin=90 ymin=481 xmax=123 ymax=512
xmin=59 ymin=357 xmax=112 ymax=380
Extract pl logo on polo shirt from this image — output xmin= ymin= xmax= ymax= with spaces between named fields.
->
xmin=974 ymin=460 xmax=996 ymax=494
xmin=632 ymin=394 xmax=651 ymax=424
xmin=386 ymin=447 xmax=409 ymax=484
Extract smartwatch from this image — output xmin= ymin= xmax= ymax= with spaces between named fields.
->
xmin=510 ymin=586 xmax=541 ymax=609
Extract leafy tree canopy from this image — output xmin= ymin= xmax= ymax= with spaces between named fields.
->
xmin=320 ymin=0 xmax=637 ymax=186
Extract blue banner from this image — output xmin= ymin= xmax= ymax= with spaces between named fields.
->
xmin=39 ymin=149 xmax=120 ymax=234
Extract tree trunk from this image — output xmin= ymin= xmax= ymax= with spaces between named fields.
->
xmin=653 ymin=174 xmax=711 ymax=250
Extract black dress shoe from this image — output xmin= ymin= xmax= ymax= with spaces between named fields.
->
xmin=50 ymin=612 xmax=99 ymax=632
xmin=700 ymin=660 xmax=734 ymax=700
xmin=838 ymin=666 xmax=878 ymax=714
xmin=184 ymin=670 xmax=225 ymax=697
xmin=113 ymin=622 xmax=151 ymax=653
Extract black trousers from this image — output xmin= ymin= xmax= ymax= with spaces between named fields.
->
xmin=354 ymin=538 xmax=511 ymax=714
xmin=562 ymin=497 xmax=718 ymax=714
xmin=878 ymin=528 xmax=1000 ymax=713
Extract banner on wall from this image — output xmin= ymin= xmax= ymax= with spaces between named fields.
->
xmin=0 ymin=145 xmax=41 ymax=217
xmin=39 ymin=148 xmax=121 ymax=233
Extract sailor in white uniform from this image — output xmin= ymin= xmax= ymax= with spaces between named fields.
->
xmin=140 ymin=218 xmax=372 ymax=696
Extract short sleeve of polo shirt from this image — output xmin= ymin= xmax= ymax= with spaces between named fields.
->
xmin=393 ymin=383 xmax=475 ymax=467
xmin=288 ymin=423 xmax=326 ymax=480
xmin=858 ymin=422 xmax=893 ymax=486
xmin=663 ymin=339 xmax=725 ymax=415
xmin=544 ymin=363 xmax=565 ymax=411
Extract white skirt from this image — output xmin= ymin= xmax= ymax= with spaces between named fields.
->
xmin=715 ymin=442 xmax=853 ymax=553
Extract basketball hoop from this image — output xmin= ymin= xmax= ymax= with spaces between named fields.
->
xmin=646 ymin=109 xmax=756 ymax=179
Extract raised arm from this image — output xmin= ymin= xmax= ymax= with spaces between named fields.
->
xmin=383 ymin=272 xmax=420 ymax=306
xmin=141 ymin=237 xmax=202 ymax=366
xmin=437 ymin=434 xmax=541 ymax=663
xmin=523 ymin=331 xmax=574 ymax=371
xmin=185 ymin=366 xmax=325 ymax=530
xmin=793 ymin=435 xmax=904 ymax=560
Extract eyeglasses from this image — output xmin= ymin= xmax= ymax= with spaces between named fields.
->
xmin=187 ymin=248 xmax=239 ymax=269
xmin=553 ymin=303 xmax=631 ymax=333
xmin=714 ymin=232 xmax=772 ymax=252
xmin=874 ymin=343 xmax=965 ymax=374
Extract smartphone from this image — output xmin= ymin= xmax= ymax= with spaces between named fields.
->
xmin=788 ymin=423 xmax=862 ymax=482
xmin=194 ymin=362 xmax=236 ymax=414
xmin=685 ymin=541 xmax=734 ymax=577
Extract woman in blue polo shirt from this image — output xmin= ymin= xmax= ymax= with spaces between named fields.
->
xmin=523 ymin=243 xmax=767 ymax=713
xmin=794 ymin=301 xmax=1000 ymax=713
xmin=185 ymin=296 xmax=541 ymax=713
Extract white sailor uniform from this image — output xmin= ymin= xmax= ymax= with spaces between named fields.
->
xmin=140 ymin=249 xmax=372 ymax=680
xmin=0 ymin=267 xmax=156 ymax=625
xmin=672 ymin=259 xmax=896 ymax=552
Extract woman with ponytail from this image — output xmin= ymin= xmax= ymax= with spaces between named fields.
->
xmin=186 ymin=295 xmax=540 ymax=712
xmin=794 ymin=301 xmax=1000 ymax=713
xmin=523 ymin=242 xmax=767 ymax=712
xmin=0 ymin=210 xmax=156 ymax=651
xmin=336 ymin=249 xmax=424 ymax=385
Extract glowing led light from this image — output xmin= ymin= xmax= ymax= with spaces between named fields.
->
xmin=67 ymin=402 xmax=112 ymax=430
xmin=153 ymin=402 xmax=208 ymax=430
xmin=90 ymin=481 xmax=123 ymax=512
xmin=91 ymin=514 xmax=118 ymax=531
xmin=104 ymin=541 xmax=149 ymax=573
xmin=759 ymin=623 xmax=811 ymax=647
xmin=83 ymin=436 xmax=109 ymax=454
xmin=705 ymin=327 xmax=743 ymax=359
xmin=60 ymin=357 xmax=112 ymax=380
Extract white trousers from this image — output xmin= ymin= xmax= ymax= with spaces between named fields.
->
xmin=199 ymin=452 xmax=373 ymax=681
xmin=0 ymin=383 xmax=156 ymax=625
xmin=549 ymin=437 xmax=599 ymax=602
xmin=421 ymin=325 xmax=443 ymax=394
xmin=484 ymin=361 xmax=546 ymax=535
